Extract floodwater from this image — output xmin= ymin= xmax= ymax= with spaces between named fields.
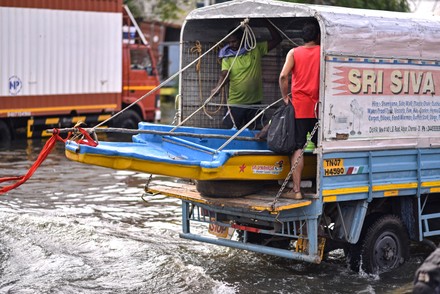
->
xmin=0 ymin=136 xmax=430 ymax=294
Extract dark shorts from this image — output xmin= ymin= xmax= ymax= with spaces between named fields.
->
xmin=222 ymin=104 xmax=263 ymax=130
xmin=295 ymin=118 xmax=318 ymax=150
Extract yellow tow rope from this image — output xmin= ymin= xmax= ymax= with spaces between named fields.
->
xmin=190 ymin=40 xmax=224 ymax=117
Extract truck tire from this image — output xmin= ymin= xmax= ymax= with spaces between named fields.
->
xmin=112 ymin=109 xmax=142 ymax=129
xmin=348 ymin=214 xmax=409 ymax=274
xmin=0 ymin=120 xmax=12 ymax=145
xmin=196 ymin=180 xmax=273 ymax=198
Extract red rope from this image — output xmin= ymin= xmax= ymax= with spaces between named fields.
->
xmin=0 ymin=127 xmax=98 ymax=195
xmin=76 ymin=128 xmax=98 ymax=147
xmin=0 ymin=130 xmax=65 ymax=194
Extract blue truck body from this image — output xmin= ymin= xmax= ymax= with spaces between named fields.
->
xmin=147 ymin=0 xmax=440 ymax=273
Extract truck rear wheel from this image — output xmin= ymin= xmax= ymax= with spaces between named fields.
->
xmin=348 ymin=214 xmax=409 ymax=274
xmin=112 ymin=109 xmax=142 ymax=129
xmin=0 ymin=120 xmax=12 ymax=145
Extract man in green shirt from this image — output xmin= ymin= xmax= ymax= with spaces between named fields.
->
xmin=211 ymin=21 xmax=281 ymax=129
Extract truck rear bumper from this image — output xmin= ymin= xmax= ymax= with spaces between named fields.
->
xmin=146 ymin=180 xmax=324 ymax=263
xmin=180 ymin=232 xmax=321 ymax=263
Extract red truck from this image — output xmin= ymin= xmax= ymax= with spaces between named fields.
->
xmin=0 ymin=0 xmax=160 ymax=142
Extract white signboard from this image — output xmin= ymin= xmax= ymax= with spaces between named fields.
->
xmin=323 ymin=56 xmax=440 ymax=141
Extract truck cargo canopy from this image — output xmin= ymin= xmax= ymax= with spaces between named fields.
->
xmin=186 ymin=0 xmax=440 ymax=60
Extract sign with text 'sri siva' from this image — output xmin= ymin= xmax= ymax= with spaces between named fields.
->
xmin=324 ymin=56 xmax=439 ymax=140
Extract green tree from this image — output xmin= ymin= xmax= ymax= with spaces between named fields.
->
xmin=123 ymin=0 xmax=144 ymax=18
xmin=280 ymin=0 xmax=409 ymax=12
xmin=130 ymin=0 xmax=410 ymax=22
xmin=124 ymin=0 xmax=192 ymax=22
xmin=153 ymin=0 xmax=190 ymax=21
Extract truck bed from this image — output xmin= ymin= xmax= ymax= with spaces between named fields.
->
xmin=147 ymin=180 xmax=312 ymax=213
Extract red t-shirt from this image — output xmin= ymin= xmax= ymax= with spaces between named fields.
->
xmin=290 ymin=46 xmax=320 ymax=118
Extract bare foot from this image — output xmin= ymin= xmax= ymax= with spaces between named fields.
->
xmin=281 ymin=190 xmax=303 ymax=200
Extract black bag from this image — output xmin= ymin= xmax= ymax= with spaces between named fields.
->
xmin=266 ymin=102 xmax=295 ymax=154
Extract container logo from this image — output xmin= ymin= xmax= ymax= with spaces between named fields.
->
xmin=9 ymin=75 xmax=22 ymax=95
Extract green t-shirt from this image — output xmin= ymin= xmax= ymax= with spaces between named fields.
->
xmin=221 ymin=42 xmax=268 ymax=105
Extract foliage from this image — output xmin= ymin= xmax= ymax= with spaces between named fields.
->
xmin=283 ymin=0 xmax=410 ymax=12
xmin=126 ymin=0 xmax=410 ymax=22
xmin=123 ymin=0 xmax=143 ymax=18
xmin=124 ymin=0 xmax=191 ymax=22
xmin=153 ymin=0 xmax=189 ymax=21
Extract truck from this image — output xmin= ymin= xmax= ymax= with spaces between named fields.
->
xmin=146 ymin=0 xmax=440 ymax=274
xmin=0 ymin=0 xmax=160 ymax=143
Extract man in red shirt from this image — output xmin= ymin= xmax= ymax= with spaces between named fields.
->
xmin=279 ymin=21 xmax=320 ymax=200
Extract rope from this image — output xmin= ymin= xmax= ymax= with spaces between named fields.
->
xmin=266 ymin=18 xmax=301 ymax=47
xmin=208 ymin=103 xmax=269 ymax=109
xmin=171 ymin=18 xmax=254 ymax=132
xmin=216 ymin=97 xmax=283 ymax=152
xmin=171 ymin=94 xmax=181 ymax=125
xmin=0 ymin=125 xmax=99 ymax=195
xmin=190 ymin=40 xmax=217 ymax=119
xmin=0 ymin=129 xmax=161 ymax=197
xmin=0 ymin=130 xmax=66 ymax=194
xmin=68 ymin=125 xmax=99 ymax=147
xmin=93 ymin=19 xmax=249 ymax=133
xmin=48 ymin=127 xmax=262 ymax=142
xmin=180 ymin=19 xmax=287 ymax=129
xmin=223 ymin=19 xmax=256 ymax=129
xmin=190 ymin=40 xmax=202 ymax=72
xmin=242 ymin=21 xmax=257 ymax=51
xmin=68 ymin=19 xmax=288 ymax=136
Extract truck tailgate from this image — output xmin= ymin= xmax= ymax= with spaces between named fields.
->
xmin=147 ymin=180 xmax=312 ymax=213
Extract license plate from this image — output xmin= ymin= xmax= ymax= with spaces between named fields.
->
xmin=208 ymin=222 xmax=233 ymax=239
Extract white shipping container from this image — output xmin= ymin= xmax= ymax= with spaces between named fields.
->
xmin=0 ymin=7 xmax=122 ymax=97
